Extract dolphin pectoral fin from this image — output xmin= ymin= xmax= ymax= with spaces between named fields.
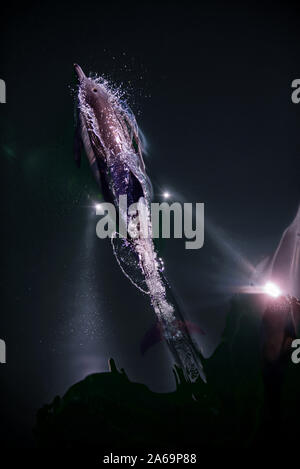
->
xmin=74 ymin=123 xmax=82 ymax=168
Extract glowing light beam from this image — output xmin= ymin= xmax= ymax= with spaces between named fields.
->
xmin=264 ymin=281 xmax=282 ymax=298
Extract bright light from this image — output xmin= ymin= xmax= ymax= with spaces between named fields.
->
xmin=95 ymin=203 xmax=102 ymax=213
xmin=163 ymin=192 xmax=170 ymax=199
xmin=264 ymin=282 xmax=282 ymax=298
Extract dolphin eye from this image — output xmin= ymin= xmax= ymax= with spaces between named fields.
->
xmin=93 ymin=88 xmax=98 ymax=93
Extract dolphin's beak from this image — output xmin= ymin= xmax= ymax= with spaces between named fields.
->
xmin=74 ymin=63 xmax=86 ymax=82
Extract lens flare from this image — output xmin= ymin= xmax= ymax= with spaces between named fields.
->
xmin=264 ymin=281 xmax=282 ymax=298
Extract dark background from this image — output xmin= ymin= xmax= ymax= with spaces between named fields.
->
xmin=0 ymin=0 xmax=300 ymax=447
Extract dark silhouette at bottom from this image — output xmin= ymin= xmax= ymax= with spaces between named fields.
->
xmin=34 ymin=297 xmax=300 ymax=449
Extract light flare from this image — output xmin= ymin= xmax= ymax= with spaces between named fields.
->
xmin=95 ymin=203 xmax=102 ymax=214
xmin=264 ymin=281 xmax=282 ymax=298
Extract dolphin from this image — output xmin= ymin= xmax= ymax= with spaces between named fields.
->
xmin=74 ymin=64 xmax=205 ymax=382
xmin=74 ymin=63 xmax=150 ymax=209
